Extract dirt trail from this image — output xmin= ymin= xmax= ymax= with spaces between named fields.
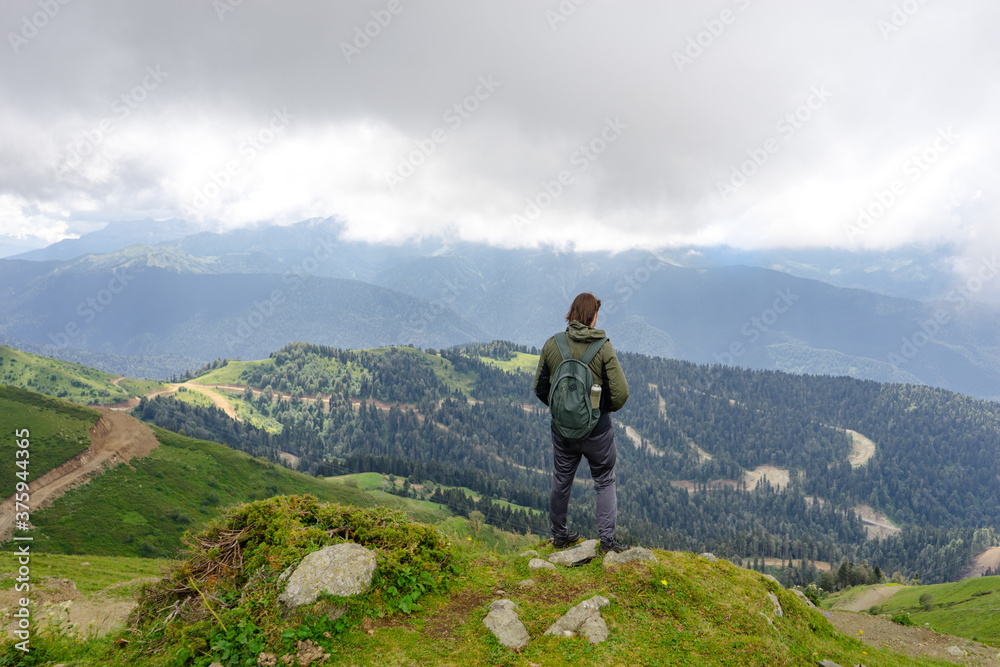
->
xmin=106 ymin=383 xmax=178 ymax=411
xmin=108 ymin=382 xmax=242 ymax=420
xmin=0 ymin=409 xmax=160 ymax=541
xmin=846 ymin=429 xmax=876 ymax=467
xmin=828 ymin=611 xmax=999 ymax=665
xmin=0 ymin=575 xmax=157 ymax=640
xmin=854 ymin=504 xmax=902 ymax=539
xmin=618 ymin=423 xmax=665 ymax=457
xmin=829 ymin=584 xmax=904 ymax=612
xmin=180 ymin=382 xmax=240 ymax=420
xmin=966 ymin=546 xmax=1000 ymax=578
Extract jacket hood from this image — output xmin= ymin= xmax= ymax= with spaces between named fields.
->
xmin=565 ymin=320 xmax=607 ymax=343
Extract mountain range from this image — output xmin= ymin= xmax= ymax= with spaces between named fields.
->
xmin=3 ymin=218 xmax=999 ymax=400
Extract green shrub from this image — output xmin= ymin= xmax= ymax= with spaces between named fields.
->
xmin=120 ymin=495 xmax=457 ymax=666
xmin=891 ymin=612 xmax=914 ymax=626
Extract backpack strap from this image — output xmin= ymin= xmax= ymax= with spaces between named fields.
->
xmin=555 ymin=332 xmax=573 ymax=361
xmin=555 ymin=333 xmax=608 ymax=365
xmin=580 ymin=337 xmax=608 ymax=365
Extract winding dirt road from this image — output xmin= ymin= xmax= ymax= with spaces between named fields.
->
xmin=0 ymin=409 xmax=160 ymax=541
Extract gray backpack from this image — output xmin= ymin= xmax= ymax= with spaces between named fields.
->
xmin=547 ymin=333 xmax=607 ymax=440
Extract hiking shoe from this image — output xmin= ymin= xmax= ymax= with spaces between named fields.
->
xmin=598 ymin=539 xmax=628 ymax=554
xmin=552 ymin=531 xmax=581 ymax=548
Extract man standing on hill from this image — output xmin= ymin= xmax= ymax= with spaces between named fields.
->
xmin=533 ymin=292 xmax=629 ymax=554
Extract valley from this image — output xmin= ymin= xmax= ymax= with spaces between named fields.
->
xmin=6 ymin=340 xmax=1000 ymax=588
xmin=4 ymin=341 xmax=1000 ymax=663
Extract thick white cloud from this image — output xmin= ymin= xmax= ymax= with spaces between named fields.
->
xmin=0 ymin=0 xmax=997 ymax=254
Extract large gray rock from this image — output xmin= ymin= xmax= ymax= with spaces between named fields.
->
xmin=278 ymin=543 xmax=377 ymax=609
xmin=790 ymin=588 xmax=817 ymax=608
xmin=545 ymin=595 xmax=611 ymax=644
xmin=700 ymin=552 xmax=719 ymax=563
xmin=603 ymin=547 xmax=657 ymax=569
xmin=528 ymin=558 xmax=558 ymax=571
xmin=483 ymin=599 xmax=530 ymax=651
xmin=578 ymin=614 xmax=609 ymax=644
xmin=519 ymin=549 xmax=539 ymax=558
xmin=767 ymin=592 xmax=784 ymax=618
xmin=548 ymin=540 xmax=599 ymax=567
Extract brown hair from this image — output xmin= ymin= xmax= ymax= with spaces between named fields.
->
xmin=566 ymin=292 xmax=601 ymax=326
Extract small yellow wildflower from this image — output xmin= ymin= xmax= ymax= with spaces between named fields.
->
xmin=660 ymin=579 xmax=668 ymax=586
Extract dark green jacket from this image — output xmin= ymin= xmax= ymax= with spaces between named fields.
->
xmin=533 ymin=321 xmax=629 ymax=437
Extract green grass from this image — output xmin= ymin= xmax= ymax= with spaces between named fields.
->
xmin=219 ymin=390 xmax=283 ymax=434
xmin=0 ymin=553 xmax=173 ymax=597
xmin=170 ymin=387 xmax=217 ymax=409
xmin=0 ymin=344 xmax=164 ymax=404
xmin=870 ymin=577 xmax=1000 ymax=646
xmin=44 ymin=537 xmax=945 ymax=666
xmin=0 ymin=385 xmax=98 ymax=498
xmin=819 ymin=583 xmax=906 ymax=611
xmin=478 ymin=352 xmax=540 ymax=374
xmin=327 ymin=472 xmax=393 ymax=491
xmin=316 ymin=544 xmax=948 ymax=666
xmin=191 ymin=359 xmax=271 ymax=385
xmin=16 ymin=425 xmax=439 ymax=558
xmin=328 ymin=474 xmax=544 ymax=519
xmin=114 ymin=377 xmax=164 ymax=397
xmin=0 ymin=498 xmax=951 ymax=667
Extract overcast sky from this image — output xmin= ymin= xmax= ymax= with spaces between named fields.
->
xmin=1 ymin=0 xmax=997 ymax=256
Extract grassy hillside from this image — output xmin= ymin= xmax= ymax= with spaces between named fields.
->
xmin=0 ymin=385 xmax=98 ymax=498
xmin=194 ymin=345 xmax=478 ymax=397
xmin=16 ymin=424 xmax=442 ymax=558
xmin=0 ymin=553 xmax=172 ymax=597
xmin=189 ymin=358 xmax=265 ymax=385
xmin=479 ymin=351 xmax=540 ymax=374
xmin=0 ymin=344 xmax=163 ymax=404
xmin=2 ymin=497 xmax=950 ymax=667
xmin=869 ymin=577 xmax=1000 ymax=646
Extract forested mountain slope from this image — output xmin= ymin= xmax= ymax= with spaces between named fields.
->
xmin=131 ymin=341 xmax=1000 ymax=583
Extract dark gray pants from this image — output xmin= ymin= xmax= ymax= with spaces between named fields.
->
xmin=549 ymin=426 xmax=618 ymax=544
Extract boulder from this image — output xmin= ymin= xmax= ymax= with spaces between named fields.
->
xmin=516 ymin=579 xmax=537 ymax=589
xmin=603 ymin=547 xmax=657 ymax=569
xmin=766 ymin=592 xmax=784 ymax=618
xmin=519 ymin=549 xmax=539 ymax=558
xmin=483 ymin=599 xmax=530 ymax=651
xmin=528 ymin=558 xmax=557 ymax=571
xmin=278 ymin=543 xmax=377 ymax=609
xmin=790 ymin=588 xmax=817 ymax=608
xmin=578 ymin=614 xmax=609 ymax=644
xmin=548 ymin=540 xmax=598 ymax=567
xmin=700 ymin=552 xmax=719 ymax=563
xmin=544 ymin=595 xmax=611 ymax=644
xmin=945 ymin=646 xmax=964 ymax=657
